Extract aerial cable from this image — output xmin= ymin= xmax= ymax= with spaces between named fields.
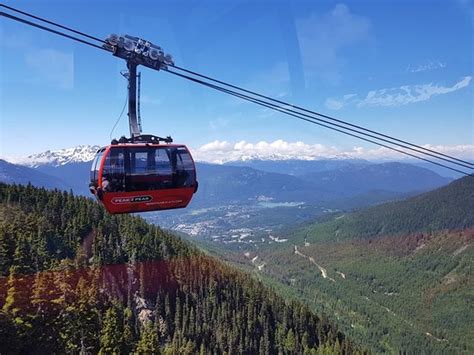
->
xmin=170 ymin=64 xmax=474 ymax=168
xmin=0 ymin=4 xmax=106 ymax=44
xmin=1 ymin=6 xmax=472 ymax=175
xmin=209 ymin=86 xmax=472 ymax=176
xmin=164 ymin=68 xmax=474 ymax=173
xmin=0 ymin=11 xmax=109 ymax=52
xmin=163 ymin=68 xmax=472 ymax=177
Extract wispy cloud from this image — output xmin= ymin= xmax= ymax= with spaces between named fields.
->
xmin=297 ymin=4 xmax=372 ymax=84
xmin=192 ymin=139 xmax=474 ymax=164
xmin=359 ymin=76 xmax=471 ymax=107
xmin=325 ymin=76 xmax=472 ymax=109
xmin=407 ymin=60 xmax=446 ymax=73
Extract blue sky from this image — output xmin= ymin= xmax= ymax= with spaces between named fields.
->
xmin=0 ymin=0 xmax=472 ymax=161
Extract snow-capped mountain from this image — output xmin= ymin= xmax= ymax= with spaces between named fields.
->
xmin=9 ymin=145 xmax=100 ymax=168
xmin=236 ymin=152 xmax=362 ymax=162
xmin=9 ymin=145 xmax=359 ymax=168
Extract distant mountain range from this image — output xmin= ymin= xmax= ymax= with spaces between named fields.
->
xmin=298 ymin=162 xmax=452 ymax=195
xmin=1 ymin=147 xmax=451 ymax=205
xmin=0 ymin=159 xmax=71 ymax=191
xmin=229 ymin=157 xmax=470 ymax=179
xmin=299 ymin=174 xmax=474 ymax=242
xmin=0 ymin=146 xmax=453 ymax=238
xmin=9 ymin=145 xmax=100 ymax=168
xmin=225 ymin=158 xmax=371 ymax=175
xmin=195 ymin=161 xmax=451 ymax=207
xmin=35 ymin=162 xmax=93 ymax=196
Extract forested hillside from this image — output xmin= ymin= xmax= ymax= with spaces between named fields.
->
xmin=0 ymin=183 xmax=357 ymax=354
xmin=247 ymin=176 xmax=474 ymax=352
xmin=300 ymin=175 xmax=474 ymax=243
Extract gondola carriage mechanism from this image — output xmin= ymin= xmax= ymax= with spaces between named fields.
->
xmin=89 ymin=34 xmax=198 ymax=214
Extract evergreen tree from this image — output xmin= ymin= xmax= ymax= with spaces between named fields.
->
xmin=135 ymin=320 xmax=159 ymax=354
xmin=99 ymin=307 xmax=123 ymax=354
xmin=0 ymin=227 xmax=12 ymax=275
xmin=284 ymin=328 xmax=296 ymax=354
xmin=123 ymin=307 xmax=136 ymax=354
xmin=0 ymin=183 xmax=361 ymax=354
xmin=3 ymin=266 xmax=29 ymax=316
xmin=12 ymin=236 xmax=34 ymax=274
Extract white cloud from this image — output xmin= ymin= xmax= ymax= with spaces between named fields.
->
xmin=198 ymin=140 xmax=233 ymax=152
xmin=407 ymin=60 xmax=446 ymax=73
xmin=359 ymin=76 xmax=471 ymax=107
xmin=192 ymin=139 xmax=474 ymax=164
xmin=325 ymin=76 xmax=472 ymax=109
xmin=297 ymin=4 xmax=372 ymax=84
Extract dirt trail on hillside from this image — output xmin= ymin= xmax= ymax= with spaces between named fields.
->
xmin=294 ymin=246 xmax=335 ymax=282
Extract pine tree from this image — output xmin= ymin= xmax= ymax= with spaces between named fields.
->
xmin=31 ymin=271 xmax=52 ymax=315
xmin=199 ymin=342 xmax=206 ymax=355
xmin=99 ymin=307 xmax=123 ymax=354
xmin=135 ymin=320 xmax=158 ymax=354
xmin=0 ymin=227 xmax=12 ymax=275
xmin=122 ymin=307 xmax=136 ymax=354
xmin=2 ymin=266 xmax=33 ymax=350
xmin=32 ymin=223 xmax=50 ymax=272
xmin=12 ymin=236 xmax=33 ymax=274
xmin=284 ymin=328 xmax=296 ymax=354
xmin=3 ymin=266 xmax=29 ymax=316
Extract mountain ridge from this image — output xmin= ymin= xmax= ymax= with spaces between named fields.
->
xmin=6 ymin=145 xmax=100 ymax=168
xmin=299 ymin=175 xmax=474 ymax=243
xmin=0 ymin=159 xmax=71 ymax=191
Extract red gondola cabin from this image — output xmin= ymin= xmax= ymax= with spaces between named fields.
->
xmin=90 ymin=143 xmax=198 ymax=214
